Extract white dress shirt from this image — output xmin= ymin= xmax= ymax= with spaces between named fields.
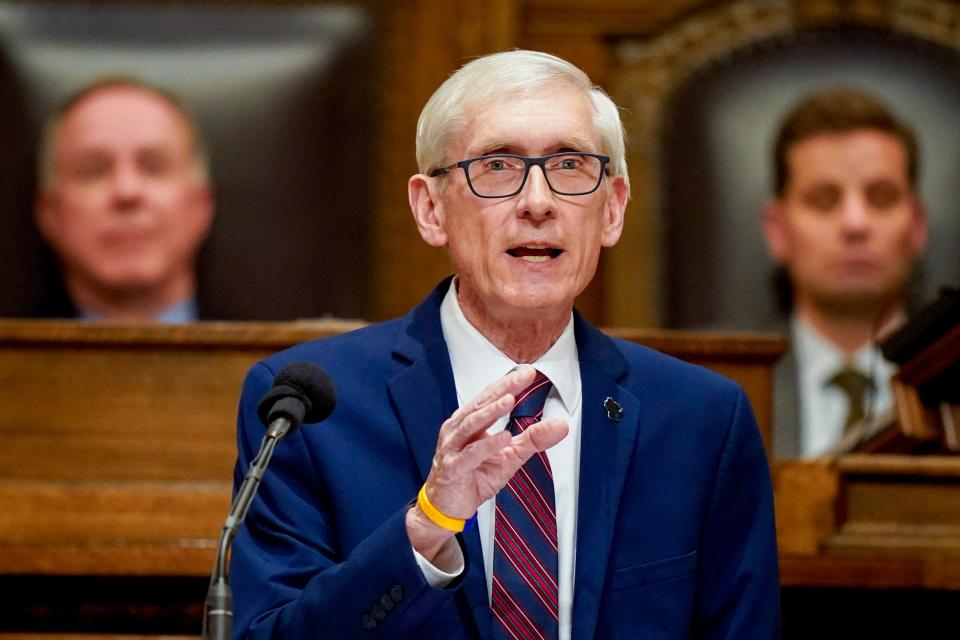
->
xmin=793 ymin=315 xmax=896 ymax=458
xmin=417 ymin=279 xmax=582 ymax=640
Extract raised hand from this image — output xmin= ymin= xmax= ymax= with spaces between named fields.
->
xmin=406 ymin=366 xmax=568 ymax=563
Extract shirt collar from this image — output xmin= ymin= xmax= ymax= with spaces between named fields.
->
xmin=155 ymin=298 xmax=199 ymax=323
xmin=440 ymin=278 xmax=581 ymax=416
xmin=78 ymin=297 xmax=199 ymax=324
xmin=792 ymin=314 xmax=895 ymax=388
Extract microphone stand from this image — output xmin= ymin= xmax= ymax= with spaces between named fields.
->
xmin=202 ymin=415 xmax=294 ymax=640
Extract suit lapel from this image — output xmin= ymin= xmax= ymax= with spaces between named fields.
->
xmin=570 ymin=316 xmax=642 ymax=640
xmin=389 ymin=349 xmax=456 ymax=482
xmin=387 ymin=280 xmax=494 ymax=639
xmin=772 ymin=345 xmax=801 ymax=458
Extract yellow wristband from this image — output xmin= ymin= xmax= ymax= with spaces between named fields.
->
xmin=417 ymin=485 xmax=465 ymax=532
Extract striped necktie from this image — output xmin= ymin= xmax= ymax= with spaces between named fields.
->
xmin=491 ymin=370 xmax=559 ymax=640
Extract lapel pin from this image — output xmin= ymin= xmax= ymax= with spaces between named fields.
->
xmin=603 ymin=397 xmax=623 ymax=422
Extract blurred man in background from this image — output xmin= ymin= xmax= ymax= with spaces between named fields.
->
xmin=34 ymin=78 xmax=214 ymax=322
xmin=763 ymin=87 xmax=928 ymax=457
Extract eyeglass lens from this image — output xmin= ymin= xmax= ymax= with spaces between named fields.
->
xmin=467 ymin=154 xmax=603 ymax=197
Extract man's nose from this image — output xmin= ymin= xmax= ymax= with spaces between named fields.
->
xmin=839 ymin=193 xmax=872 ymax=234
xmin=110 ymin=165 xmax=145 ymax=205
xmin=517 ymin=164 xmax=555 ymax=219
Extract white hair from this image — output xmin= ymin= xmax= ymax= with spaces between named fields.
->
xmin=415 ymin=49 xmax=629 ymax=187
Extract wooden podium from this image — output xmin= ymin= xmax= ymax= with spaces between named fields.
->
xmin=775 ymin=300 xmax=960 ymax=636
xmin=0 ymin=319 xmax=784 ymax=638
xmin=829 ymin=320 xmax=960 ymax=560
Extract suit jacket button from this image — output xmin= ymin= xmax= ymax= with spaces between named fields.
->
xmin=371 ymin=605 xmax=386 ymax=621
xmin=361 ymin=613 xmax=377 ymax=631
xmin=389 ymin=584 xmax=404 ymax=602
xmin=379 ymin=594 xmax=395 ymax=611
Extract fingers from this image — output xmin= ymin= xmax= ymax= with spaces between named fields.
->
xmin=422 ymin=367 xmax=559 ymax=521
xmin=458 ymin=366 xmax=536 ymax=419
xmin=507 ymin=417 xmax=569 ymax=461
xmin=469 ymin=366 xmax=536 ymax=411
xmin=445 ymin=394 xmax=513 ymax=449
xmin=459 ymin=417 xmax=568 ymax=471
xmin=456 ymin=428 xmax=513 ymax=469
xmin=441 ymin=366 xmax=537 ymax=449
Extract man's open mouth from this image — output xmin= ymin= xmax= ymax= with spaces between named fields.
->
xmin=506 ymin=245 xmax=563 ymax=262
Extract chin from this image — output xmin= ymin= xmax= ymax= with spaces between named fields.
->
xmin=499 ymin=289 xmax=574 ymax=314
xmin=100 ymin=267 xmax=167 ymax=291
xmin=816 ymin=288 xmax=901 ymax=316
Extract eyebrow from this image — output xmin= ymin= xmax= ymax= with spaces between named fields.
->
xmin=473 ymin=135 xmax=595 ymax=156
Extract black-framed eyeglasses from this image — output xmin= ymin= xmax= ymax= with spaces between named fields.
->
xmin=429 ymin=152 xmax=610 ymax=198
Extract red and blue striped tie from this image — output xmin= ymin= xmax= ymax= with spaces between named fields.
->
xmin=491 ymin=371 xmax=559 ymax=640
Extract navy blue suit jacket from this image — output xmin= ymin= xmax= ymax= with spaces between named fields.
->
xmin=230 ymin=281 xmax=780 ymax=639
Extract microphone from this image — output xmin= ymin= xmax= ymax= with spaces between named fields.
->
xmin=256 ymin=361 xmax=337 ymax=436
xmin=203 ymin=362 xmax=336 ymax=640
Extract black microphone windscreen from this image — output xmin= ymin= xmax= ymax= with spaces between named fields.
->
xmin=257 ymin=362 xmax=337 ymax=428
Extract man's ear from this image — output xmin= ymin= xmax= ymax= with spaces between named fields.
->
xmin=762 ymin=199 xmax=789 ymax=264
xmin=408 ymin=174 xmax=448 ymax=247
xmin=600 ymin=175 xmax=629 ymax=248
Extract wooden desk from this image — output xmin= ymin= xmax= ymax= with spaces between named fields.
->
xmin=0 ymin=320 xmax=362 ymax=578
xmin=774 ymin=455 xmax=960 ymax=637
xmin=776 ymin=455 xmax=960 ymax=591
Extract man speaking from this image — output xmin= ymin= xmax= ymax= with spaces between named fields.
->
xmin=230 ymin=50 xmax=779 ymax=639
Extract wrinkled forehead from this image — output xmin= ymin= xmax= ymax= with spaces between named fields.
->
xmin=450 ymin=84 xmax=602 ymax=157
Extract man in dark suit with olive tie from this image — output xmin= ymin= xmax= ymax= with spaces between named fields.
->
xmin=763 ymin=88 xmax=928 ymax=458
